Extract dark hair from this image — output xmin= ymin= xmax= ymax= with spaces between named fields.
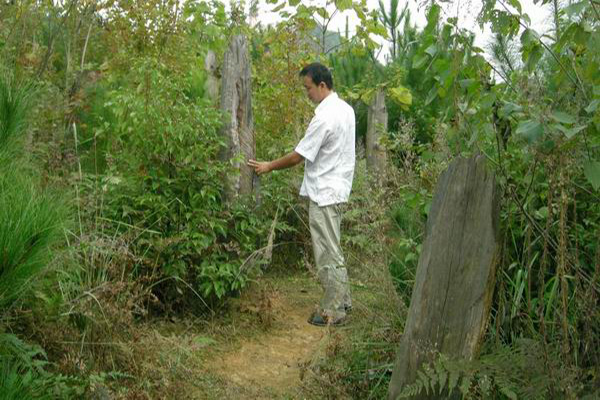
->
xmin=299 ymin=62 xmax=333 ymax=90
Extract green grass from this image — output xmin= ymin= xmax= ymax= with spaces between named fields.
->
xmin=0 ymin=73 xmax=31 ymax=151
xmin=0 ymin=73 xmax=64 ymax=310
xmin=0 ymin=153 xmax=64 ymax=310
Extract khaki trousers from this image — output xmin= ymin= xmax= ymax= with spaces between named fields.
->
xmin=309 ymin=200 xmax=351 ymax=319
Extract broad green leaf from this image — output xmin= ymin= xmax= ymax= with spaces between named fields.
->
xmin=553 ymin=124 xmax=587 ymax=139
xmin=558 ymin=22 xmax=579 ymax=51
xmin=550 ymin=111 xmax=576 ymax=124
xmin=425 ymin=44 xmax=438 ymax=57
xmin=507 ymin=0 xmax=522 ymax=14
xmin=565 ymin=1 xmax=587 ymax=16
xmin=500 ymin=102 xmax=522 ymax=117
xmin=433 ymin=58 xmax=450 ymax=74
xmin=412 ymin=55 xmax=428 ymax=69
xmin=353 ymin=4 xmax=365 ymax=19
xmin=480 ymin=93 xmax=496 ymax=109
xmin=425 ymin=3 xmax=441 ymax=32
xmin=389 ymin=86 xmax=413 ymax=108
xmin=574 ymin=23 xmax=591 ymax=45
xmin=289 ymin=0 xmax=300 ymax=6
xmin=367 ymin=22 xmax=388 ymax=37
xmin=585 ymin=99 xmax=599 ymax=113
xmin=315 ymin=7 xmax=328 ymax=19
xmin=583 ymin=161 xmax=600 ymax=190
xmin=425 ymin=86 xmax=437 ymax=106
xmin=296 ymin=4 xmax=312 ymax=18
xmin=493 ymin=10 xmax=519 ymax=36
xmin=360 ymin=88 xmax=375 ymax=104
xmin=525 ymin=44 xmax=543 ymax=71
xmin=516 ymin=120 xmax=544 ymax=142
xmin=520 ymin=28 xmax=539 ymax=46
xmin=335 ymin=0 xmax=352 ymax=11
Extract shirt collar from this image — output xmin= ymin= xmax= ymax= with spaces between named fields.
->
xmin=315 ymin=92 xmax=338 ymax=114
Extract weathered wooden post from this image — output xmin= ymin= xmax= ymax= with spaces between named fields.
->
xmin=388 ymin=154 xmax=500 ymax=399
xmin=219 ymin=35 xmax=255 ymax=202
xmin=366 ymin=89 xmax=388 ymax=178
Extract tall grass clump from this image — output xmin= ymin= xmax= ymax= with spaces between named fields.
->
xmin=0 ymin=74 xmax=31 ymax=151
xmin=0 ymin=72 xmax=68 ymax=397
xmin=0 ymin=166 xmax=64 ymax=309
xmin=0 ymin=74 xmax=63 ymax=310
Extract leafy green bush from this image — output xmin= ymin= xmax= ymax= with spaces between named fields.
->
xmin=91 ymin=57 xmax=272 ymax=305
xmin=388 ymin=188 xmax=429 ymax=303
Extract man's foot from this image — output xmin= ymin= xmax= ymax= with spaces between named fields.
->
xmin=307 ymin=311 xmax=346 ymax=327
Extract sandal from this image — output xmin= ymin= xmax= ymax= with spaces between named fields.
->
xmin=307 ymin=311 xmax=347 ymax=327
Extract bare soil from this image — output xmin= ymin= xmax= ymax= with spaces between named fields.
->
xmin=206 ymin=274 xmax=330 ymax=399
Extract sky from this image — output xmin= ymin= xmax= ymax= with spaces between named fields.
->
xmin=230 ymin=0 xmax=554 ymax=62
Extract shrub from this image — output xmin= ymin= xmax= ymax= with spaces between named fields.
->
xmin=93 ymin=57 xmax=272 ymax=306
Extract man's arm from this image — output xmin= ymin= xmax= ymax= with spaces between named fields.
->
xmin=247 ymin=151 xmax=304 ymax=175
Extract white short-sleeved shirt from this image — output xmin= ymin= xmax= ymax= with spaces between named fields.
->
xmin=295 ymin=92 xmax=355 ymax=207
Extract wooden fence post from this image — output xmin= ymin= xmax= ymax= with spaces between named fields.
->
xmin=388 ymin=154 xmax=500 ymax=399
xmin=366 ymin=89 xmax=388 ymax=179
xmin=219 ymin=34 xmax=255 ymax=202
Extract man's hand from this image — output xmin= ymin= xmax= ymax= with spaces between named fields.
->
xmin=247 ymin=159 xmax=272 ymax=175
xmin=248 ymin=152 xmax=303 ymax=175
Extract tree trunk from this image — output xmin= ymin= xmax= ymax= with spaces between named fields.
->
xmin=388 ymin=154 xmax=500 ymax=400
xmin=219 ymin=34 xmax=255 ymax=202
xmin=366 ymin=89 xmax=388 ymax=178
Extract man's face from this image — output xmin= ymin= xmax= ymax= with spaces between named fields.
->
xmin=303 ymin=75 xmax=328 ymax=104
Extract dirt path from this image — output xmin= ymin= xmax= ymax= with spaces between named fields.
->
xmin=207 ymin=275 xmax=329 ymax=399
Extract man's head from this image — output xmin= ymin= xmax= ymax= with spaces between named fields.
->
xmin=299 ymin=63 xmax=333 ymax=104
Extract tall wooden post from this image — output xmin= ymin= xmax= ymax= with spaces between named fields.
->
xmin=366 ymin=89 xmax=388 ymax=178
xmin=388 ymin=155 xmax=500 ymax=399
xmin=219 ymin=35 xmax=255 ymax=202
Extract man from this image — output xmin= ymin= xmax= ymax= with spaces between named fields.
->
xmin=247 ymin=62 xmax=355 ymax=327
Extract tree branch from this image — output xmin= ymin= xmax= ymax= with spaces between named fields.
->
xmin=36 ymin=0 xmax=79 ymax=79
